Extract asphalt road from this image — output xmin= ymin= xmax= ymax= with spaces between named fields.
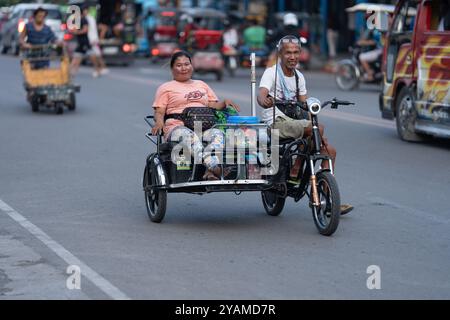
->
xmin=0 ymin=55 xmax=449 ymax=299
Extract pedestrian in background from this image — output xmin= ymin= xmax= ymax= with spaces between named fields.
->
xmin=325 ymin=13 xmax=340 ymax=72
xmin=327 ymin=17 xmax=339 ymax=60
xmin=70 ymin=5 xmax=103 ymax=78
xmin=85 ymin=6 xmax=109 ymax=77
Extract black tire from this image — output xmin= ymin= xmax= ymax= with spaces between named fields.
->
xmin=11 ymin=38 xmax=19 ymax=56
xmin=68 ymin=93 xmax=76 ymax=111
xmin=335 ymin=62 xmax=359 ymax=91
xmin=55 ymin=103 xmax=64 ymax=115
xmin=216 ymin=71 xmax=223 ymax=82
xmin=395 ymin=87 xmax=424 ymax=142
xmin=31 ymin=96 xmax=39 ymax=113
xmin=311 ymin=171 xmax=340 ymax=236
xmin=261 ymin=190 xmax=285 ymax=216
xmin=143 ymin=162 xmax=167 ymax=223
xmin=0 ymin=40 xmax=8 ymax=54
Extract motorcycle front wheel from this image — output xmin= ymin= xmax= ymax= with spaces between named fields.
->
xmin=335 ymin=63 xmax=359 ymax=91
xmin=311 ymin=171 xmax=340 ymax=236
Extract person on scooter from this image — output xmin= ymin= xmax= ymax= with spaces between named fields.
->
xmin=19 ymin=7 xmax=60 ymax=69
xmin=257 ymin=35 xmax=353 ymax=215
xmin=267 ymin=13 xmax=300 ymax=67
xmin=98 ymin=0 xmax=123 ymax=40
xmin=241 ymin=17 xmax=268 ymax=56
xmin=151 ymin=51 xmax=240 ymax=181
xmin=269 ymin=13 xmax=299 ymax=49
xmin=357 ymin=28 xmax=383 ymax=82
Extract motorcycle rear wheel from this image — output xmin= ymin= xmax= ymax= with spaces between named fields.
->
xmin=335 ymin=63 xmax=359 ymax=91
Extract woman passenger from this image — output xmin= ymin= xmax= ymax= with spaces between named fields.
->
xmin=151 ymin=51 xmax=240 ymax=180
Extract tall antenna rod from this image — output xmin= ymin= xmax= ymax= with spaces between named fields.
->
xmin=250 ymin=52 xmax=256 ymax=117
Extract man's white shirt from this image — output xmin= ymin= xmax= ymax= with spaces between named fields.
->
xmin=259 ymin=65 xmax=307 ymax=125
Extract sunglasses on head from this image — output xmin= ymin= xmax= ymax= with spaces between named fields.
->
xmin=277 ymin=36 xmax=301 ymax=50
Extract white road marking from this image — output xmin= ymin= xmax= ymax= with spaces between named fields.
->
xmin=321 ymin=110 xmax=396 ymax=129
xmin=0 ymin=198 xmax=130 ymax=300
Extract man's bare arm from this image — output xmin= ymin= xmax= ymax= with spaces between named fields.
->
xmin=258 ymin=87 xmax=274 ymax=109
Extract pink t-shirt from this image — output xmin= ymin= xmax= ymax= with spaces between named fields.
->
xmin=153 ymin=80 xmax=219 ymax=137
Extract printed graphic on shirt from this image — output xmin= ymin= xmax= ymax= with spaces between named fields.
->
xmin=185 ymin=90 xmax=206 ymax=102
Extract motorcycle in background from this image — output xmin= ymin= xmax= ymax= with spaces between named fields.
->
xmin=335 ymin=45 xmax=382 ymax=91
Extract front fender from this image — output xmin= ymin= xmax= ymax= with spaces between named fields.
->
xmin=145 ymin=154 xmax=168 ymax=187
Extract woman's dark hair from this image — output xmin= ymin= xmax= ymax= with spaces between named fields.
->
xmin=33 ymin=7 xmax=48 ymax=17
xmin=170 ymin=51 xmax=192 ymax=68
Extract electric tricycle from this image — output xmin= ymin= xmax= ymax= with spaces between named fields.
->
xmin=143 ymin=56 xmax=354 ymax=236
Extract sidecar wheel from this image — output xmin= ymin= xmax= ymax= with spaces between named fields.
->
xmin=143 ymin=163 xmax=167 ymax=223
xmin=311 ymin=171 xmax=340 ymax=236
xmin=262 ymin=190 xmax=285 ymax=216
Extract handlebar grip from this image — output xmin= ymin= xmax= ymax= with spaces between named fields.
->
xmin=335 ymin=100 xmax=354 ymax=106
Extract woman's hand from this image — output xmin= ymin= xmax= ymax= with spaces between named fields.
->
xmin=208 ymin=100 xmax=240 ymax=112
xmin=151 ymin=121 xmax=164 ymax=136
xmin=224 ymin=99 xmax=240 ymax=112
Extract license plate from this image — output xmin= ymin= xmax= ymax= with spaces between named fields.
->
xmin=103 ymin=47 xmax=119 ymax=55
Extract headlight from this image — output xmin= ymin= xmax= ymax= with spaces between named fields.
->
xmin=306 ymin=97 xmax=321 ymax=115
